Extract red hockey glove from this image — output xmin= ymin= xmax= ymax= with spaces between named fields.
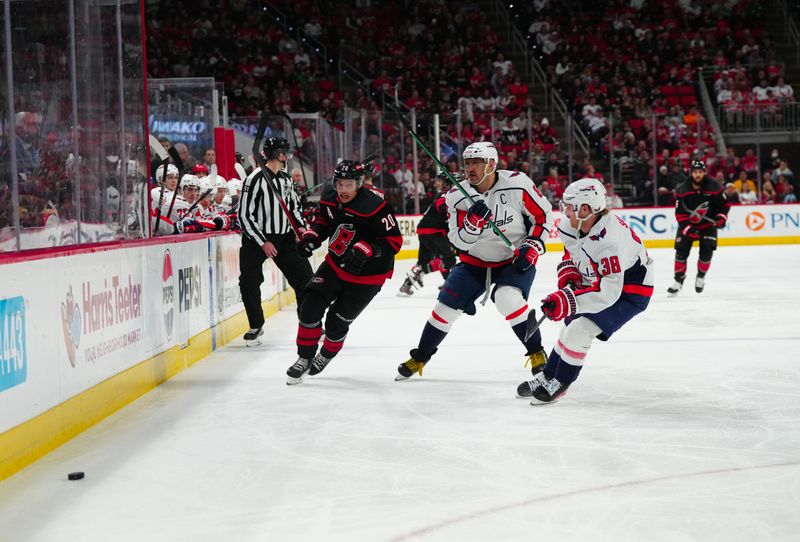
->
xmin=175 ymin=217 xmax=204 ymax=234
xmin=715 ymin=213 xmax=727 ymax=228
xmin=212 ymin=214 xmax=232 ymax=231
xmin=297 ymin=229 xmax=321 ymax=258
xmin=513 ymin=237 xmax=545 ymax=272
xmin=341 ymin=240 xmax=377 ymax=273
xmin=557 ymin=259 xmax=582 ymax=290
xmin=541 ymin=288 xmax=577 ymax=322
xmin=463 ymin=200 xmax=492 ymax=234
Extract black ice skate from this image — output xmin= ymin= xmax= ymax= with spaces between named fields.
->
xmin=407 ymin=265 xmax=424 ymax=289
xmin=516 ymin=371 xmax=548 ymax=399
xmin=397 ymin=277 xmax=415 ymax=296
xmin=286 ymin=357 xmax=311 ymax=385
xmin=395 ymin=348 xmax=435 ymax=381
xmin=666 ymin=279 xmax=684 ymax=297
xmin=530 ymin=375 xmax=571 ymax=405
xmin=244 ymin=327 xmax=263 ymax=346
xmin=308 ymin=354 xmax=332 ymax=376
xmin=695 ymin=275 xmax=705 ymax=293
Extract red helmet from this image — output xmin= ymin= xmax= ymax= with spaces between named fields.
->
xmin=191 ymin=163 xmax=209 ymax=175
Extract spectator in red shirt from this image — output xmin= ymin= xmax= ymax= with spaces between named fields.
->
xmin=740 ymin=148 xmax=758 ymax=176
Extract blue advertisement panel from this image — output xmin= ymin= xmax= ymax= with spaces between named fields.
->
xmin=0 ymin=297 xmax=27 ymax=392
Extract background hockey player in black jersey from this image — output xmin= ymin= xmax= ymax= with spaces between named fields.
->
xmin=667 ymin=159 xmax=731 ymax=296
xmin=398 ymin=172 xmax=459 ymax=296
xmin=286 ymin=160 xmax=403 ymax=384
xmin=238 ymin=137 xmax=314 ymax=345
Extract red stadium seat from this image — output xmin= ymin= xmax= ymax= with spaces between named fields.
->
xmin=666 ymin=96 xmax=681 ymax=107
xmin=677 ymin=85 xmax=694 ymax=96
xmin=660 ymin=85 xmax=677 ymax=96
xmin=680 ymin=95 xmax=697 ymax=106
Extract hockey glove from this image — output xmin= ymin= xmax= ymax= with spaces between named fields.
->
xmin=175 ymin=217 xmax=204 ymax=234
xmin=679 ymin=224 xmax=700 ymax=240
xmin=212 ymin=214 xmax=232 ymax=231
xmin=341 ymin=240 xmax=378 ymax=274
xmin=463 ymin=200 xmax=492 ymax=235
xmin=557 ymin=259 xmax=582 ymax=290
xmin=513 ymin=237 xmax=545 ymax=272
xmin=297 ymin=229 xmax=321 ymax=258
xmin=541 ymin=288 xmax=577 ymax=322
xmin=715 ymin=213 xmax=727 ymax=228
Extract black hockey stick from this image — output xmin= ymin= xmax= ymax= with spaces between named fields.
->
xmin=524 ymin=308 xmax=549 ymax=342
xmin=251 ymin=113 xmax=304 ymax=237
xmin=385 ymin=85 xmax=513 ymax=248
xmin=281 ymin=112 xmax=312 ymax=194
xmin=679 ymin=199 xmax=717 ymax=226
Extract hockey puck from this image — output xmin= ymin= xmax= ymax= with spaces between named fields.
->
xmin=67 ymin=471 xmax=85 ymax=481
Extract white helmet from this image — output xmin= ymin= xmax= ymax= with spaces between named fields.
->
xmin=463 ymin=141 xmax=498 ymax=164
xmin=561 ymin=178 xmax=607 ymax=215
xmin=227 ymin=178 xmax=243 ymax=196
xmin=155 ymin=163 xmax=179 ymax=180
xmin=199 ymin=176 xmax=215 ymax=196
xmin=106 ymin=186 xmax=120 ymax=209
xmin=214 ymin=177 xmax=228 ymax=193
xmin=181 ymin=174 xmax=201 ymax=189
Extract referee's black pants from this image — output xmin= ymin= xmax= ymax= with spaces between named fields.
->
xmin=239 ymin=233 xmax=313 ymax=329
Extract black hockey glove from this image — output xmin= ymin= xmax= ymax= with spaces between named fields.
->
xmin=341 ymin=240 xmax=379 ymax=274
xmin=297 ymin=229 xmax=321 ymax=258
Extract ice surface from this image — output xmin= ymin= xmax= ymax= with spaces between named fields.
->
xmin=1 ymin=245 xmax=799 ymax=541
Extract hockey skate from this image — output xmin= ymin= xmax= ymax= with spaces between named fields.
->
xmin=666 ymin=279 xmax=684 ymax=297
xmin=530 ymin=376 xmax=571 ymax=405
xmin=407 ymin=265 xmax=424 ymax=289
xmin=516 ymin=371 xmax=548 ymax=398
xmin=243 ymin=327 xmax=263 ymax=346
xmin=695 ymin=275 xmax=705 ymax=293
xmin=395 ymin=348 xmax=434 ymax=381
xmin=397 ymin=277 xmax=415 ymax=297
xmin=286 ymin=357 xmax=311 ymax=385
xmin=308 ymin=354 xmax=332 ymax=376
xmin=524 ymin=348 xmax=548 ymax=376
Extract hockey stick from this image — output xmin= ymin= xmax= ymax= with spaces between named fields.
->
xmin=524 ymin=308 xmax=548 ymax=342
xmin=251 ymin=113 xmax=305 ymax=238
xmin=152 ymin=156 xmax=169 ymax=237
xmin=679 ymin=199 xmax=716 ymax=226
xmin=281 ymin=112 xmax=312 ymax=195
xmin=385 ymin=85 xmax=513 ymax=248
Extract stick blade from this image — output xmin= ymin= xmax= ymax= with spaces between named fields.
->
xmin=524 ymin=309 xmax=546 ymax=342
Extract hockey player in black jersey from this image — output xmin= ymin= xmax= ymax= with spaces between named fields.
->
xmin=286 ymin=160 xmax=403 ymax=384
xmin=398 ymin=172 xmax=459 ymax=296
xmin=668 ymin=159 xmax=731 ymax=295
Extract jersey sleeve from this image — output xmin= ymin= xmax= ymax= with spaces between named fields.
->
xmin=284 ymin=178 xmax=306 ymax=229
xmin=446 ymin=187 xmax=480 ymax=250
xmin=519 ymin=180 xmax=553 ymax=248
xmin=368 ymin=201 xmax=403 ymax=256
xmin=238 ymin=169 xmax=268 ymax=245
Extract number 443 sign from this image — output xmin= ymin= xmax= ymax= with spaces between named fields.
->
xmin=0 ymin=296 xmax=27 ymax=393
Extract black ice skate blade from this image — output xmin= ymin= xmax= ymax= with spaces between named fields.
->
xmin=524 ymin=310 xmax=547 ymax=342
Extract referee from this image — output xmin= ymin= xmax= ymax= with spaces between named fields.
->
xmin=238 ymin=137 xmax=313 ymax=344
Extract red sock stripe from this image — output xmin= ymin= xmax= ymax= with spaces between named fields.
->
xmin=698 ymin=260 xmax=711 ymax=273
xmin=297 ymin=338 xmax=320 ymax=346
xmin=431 ymin=311 xmax=448 ymax=324
xmin=505 ymin=304 xmax=528 ymax=321
xmin=297 ymin=324 xmax=323 ymax=340
xmin=675 ymin=260 xmax=688 ymax=274
xmin=557 ymin=340 xmax=587 ymax=361
xmin=322 ymin=337 xmax=345 ymax=353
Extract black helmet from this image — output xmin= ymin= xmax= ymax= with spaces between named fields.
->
xmin=690 ymin=159 xmax=706 ymax=173
xmin=333 ymin=160 xmax=369 ymax=184
xmin=262 ymin=137 xmax=291 ymax=161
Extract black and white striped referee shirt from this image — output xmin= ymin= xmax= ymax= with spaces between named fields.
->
xmin=238 ymin=166 xmax=305 ymax=244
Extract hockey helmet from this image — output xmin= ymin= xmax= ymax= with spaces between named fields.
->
xmin=690 ymin=159 xmax=706 ymax=173
xmin=215 ymin=177 xmax=229 ymax=194
xmin=333 ymin=159 xmax=369 ymax=186
xmin=227 ymin=178 xmax=243 ymax=196
xmin=462 ymin=142 xmax=498 ymax=164
xmin=155 ymin=163 xmax=179 ymax=181
xmin=560 ymin=178 xmax=607 ymax=215
xmin=181 ymin=174 xmax=201 ymax=190
xmin=262 ymin=137 xmax=292 ymax=161
xmin=191 ymin=163 xmax=209 ymax=176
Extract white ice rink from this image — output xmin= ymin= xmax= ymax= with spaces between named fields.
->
xmin=1 ymin=245 xmax=799 ymax=541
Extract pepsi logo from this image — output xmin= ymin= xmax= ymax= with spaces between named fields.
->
xmin=162 ymin=250 xmax=175 ymax=340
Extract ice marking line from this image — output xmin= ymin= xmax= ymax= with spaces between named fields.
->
xmin=389 ymin=460 xmax=800 ymax=541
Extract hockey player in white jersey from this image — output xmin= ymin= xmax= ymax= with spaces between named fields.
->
xmin=150 ymin=163 xmax=201 ymax=234
xmin=396 ymin=141 xmax=553 ymax=380
xmin=517 ymin=178 xmax=654 ymax=404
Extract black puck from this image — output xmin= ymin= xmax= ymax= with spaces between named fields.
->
xmin=67 ymin=471 xmax=85 ymax=481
